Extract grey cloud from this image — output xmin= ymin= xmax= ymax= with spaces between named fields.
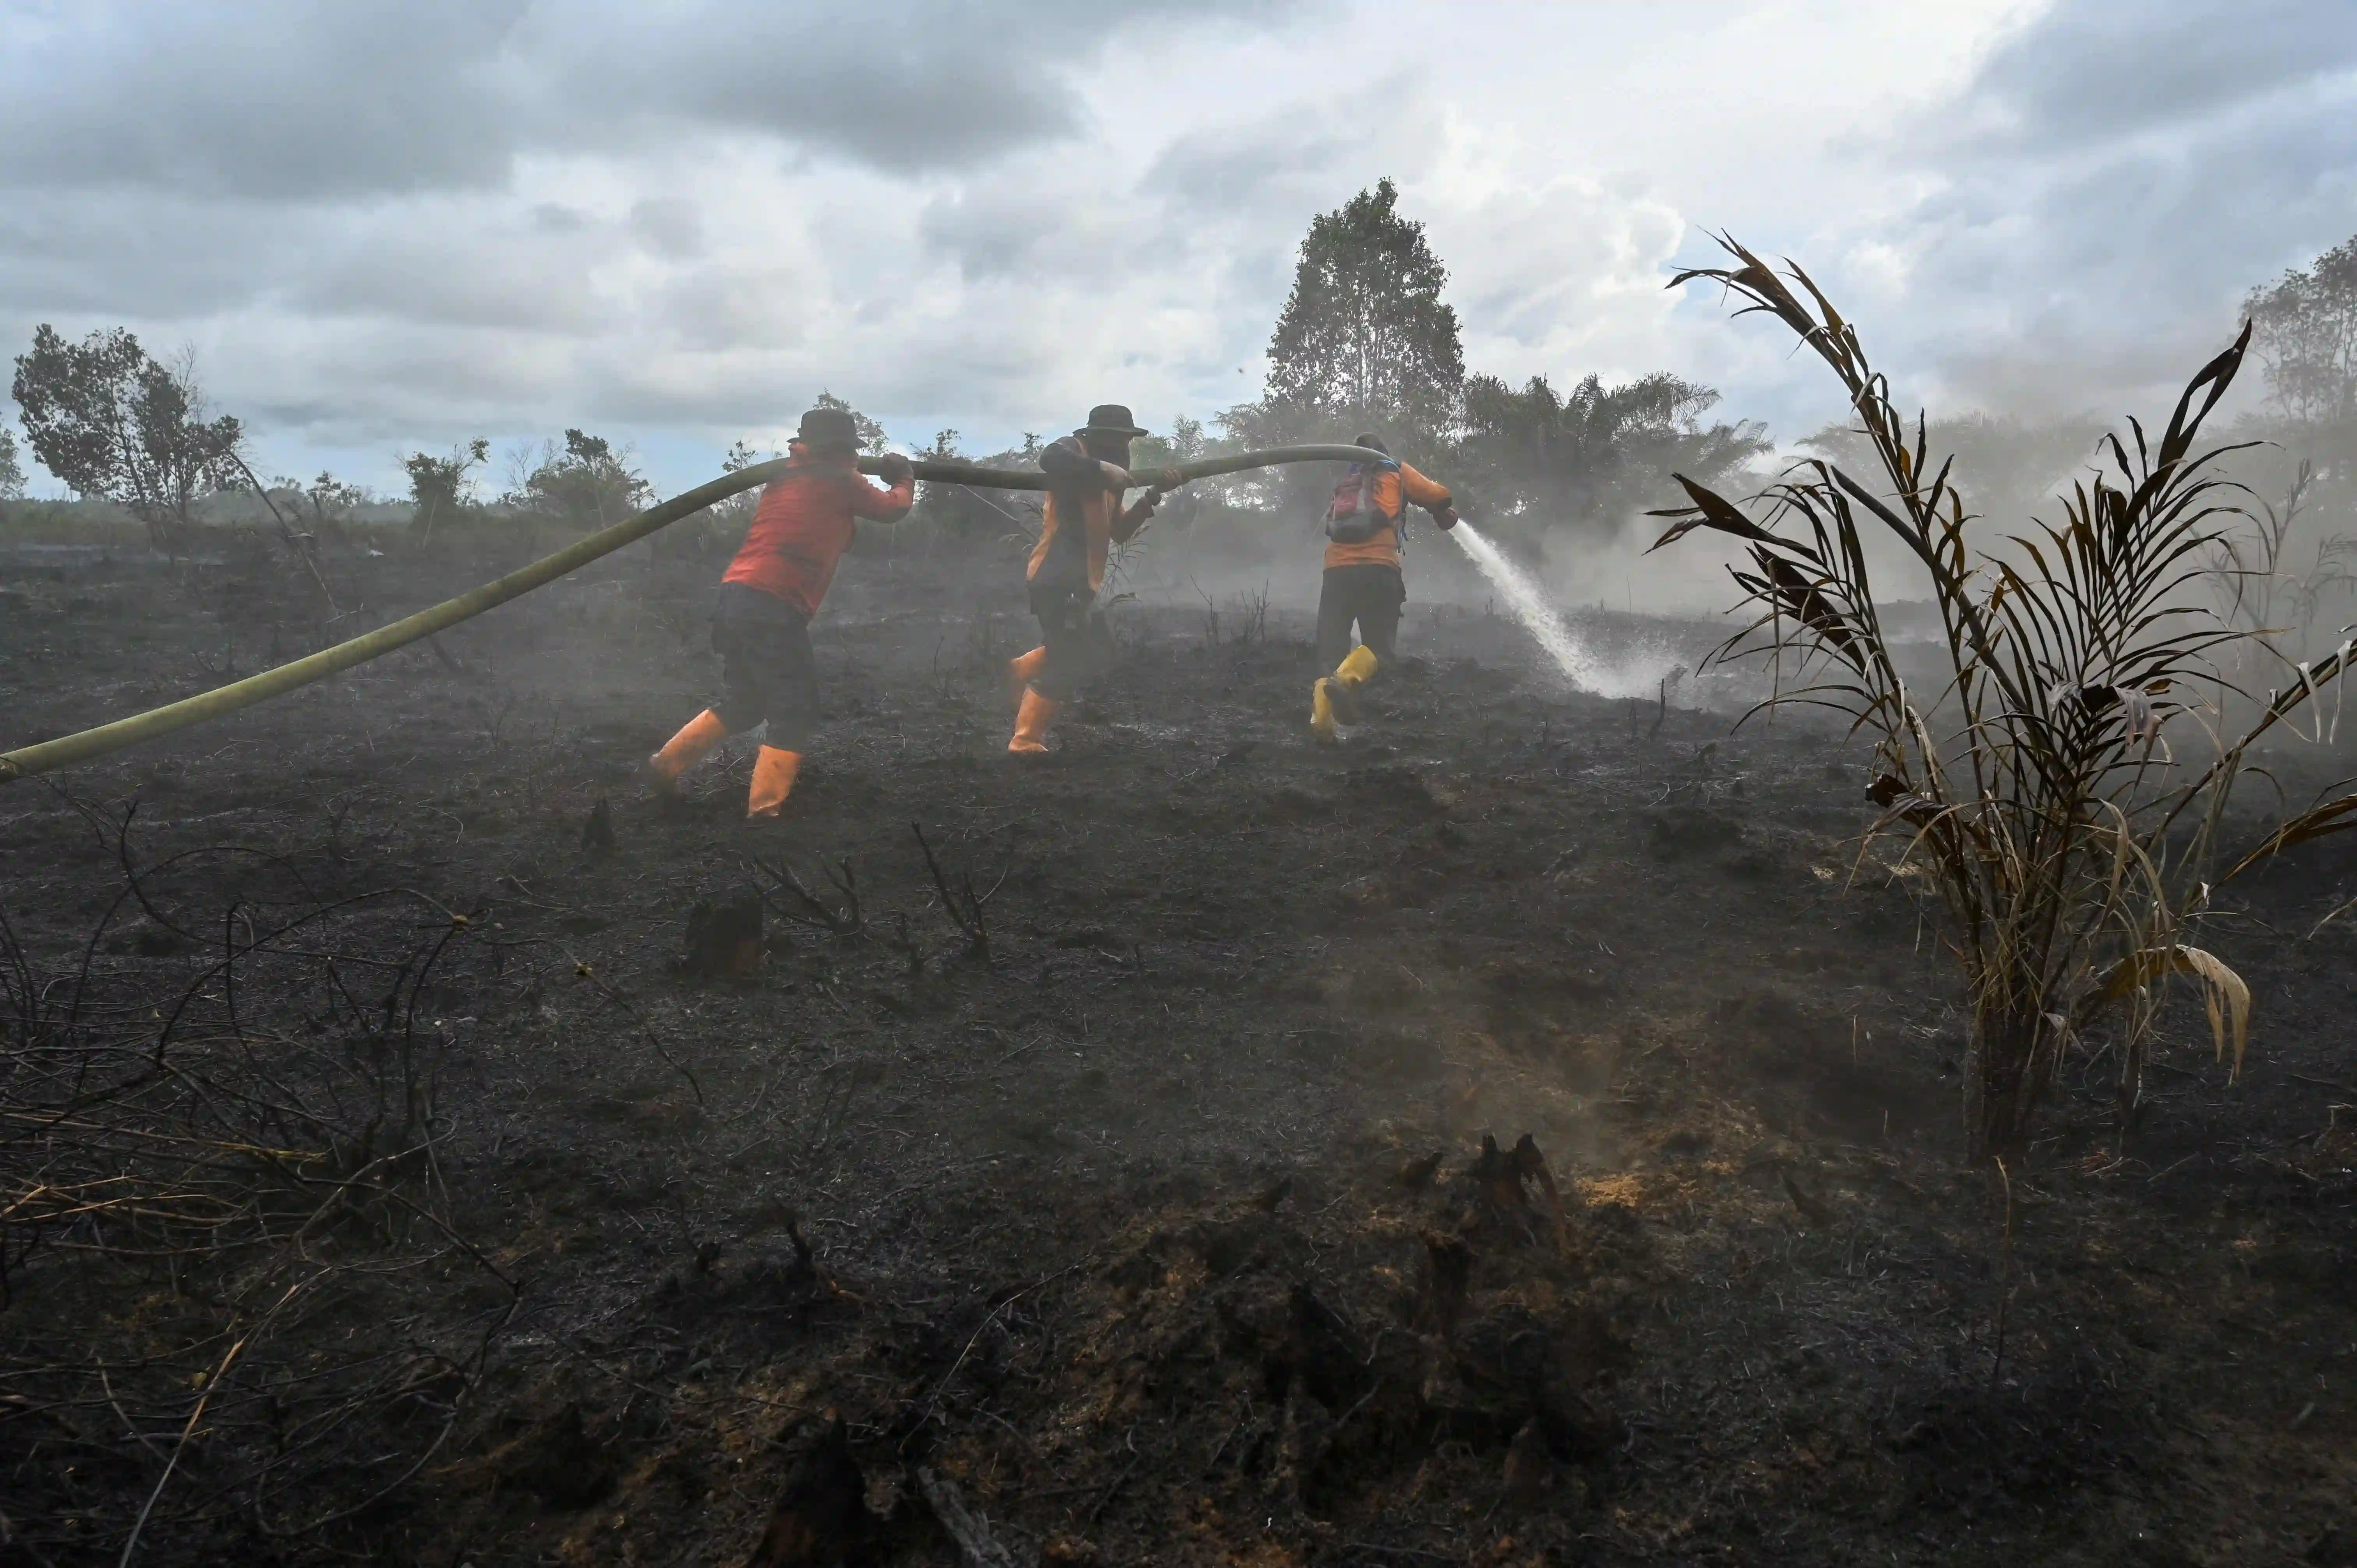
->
xmin=629 ymin=199 xmax=705 ymax=261
xmin=1905 ymin=107 xmax=2357 ymax=406
xmin=1138 ymin=75 xmax=1429 ymax=220
xmin=916 ymin=189 xmax=1083 ymax=281
xmin=1845 ymin=0 xmax=2357 ymax=417
xmin=656 ymin=271 xmax=811 ymax=356
xmin=0 ymin=0 xmax=1290 ymax=199
xmin=549 ymin=7 xmax=1074 ymax=177
xmin=1950 ymin=0 xmax=2357 ymax=154
xmin=290 ymin=228 xmax=608 ymax=334
xmin=532 ymin=0 xmax=1295 ymax=176
xmin=0 ymin=2 xmax=532 ymax=200
xmin=0 ymin=191 xmax=313 ymax=318
xmin=1141 ymin=113 xmax=1355 ymax=214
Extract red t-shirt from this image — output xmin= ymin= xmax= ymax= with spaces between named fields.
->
xmin=721 ymin=445 xmax=914 ymax=614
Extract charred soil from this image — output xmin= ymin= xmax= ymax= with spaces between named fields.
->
xmin=3 ymin=537 xmax=2355 ymax=1567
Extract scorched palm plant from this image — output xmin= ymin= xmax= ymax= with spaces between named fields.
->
xmin=1655 ymin=237 xmax=2357 ymax=1161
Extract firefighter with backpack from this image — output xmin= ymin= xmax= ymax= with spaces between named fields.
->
xmin=1309 ymin=434 xmax=1458 ymax=741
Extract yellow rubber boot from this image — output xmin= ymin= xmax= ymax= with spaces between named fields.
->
xmin=1008 ymin=646 xmax=1048 ymax=708
xmin=1312 ymin=645 xmax=1380 ymax=742
xmin=1009 ymin=689 xmax=1059 ymax=754
xmin=647 ymin=709 xmax=728 ymax=796
xmin=1309 ymin=677 xmax=1338 ymax=742
xmin=747 ymin=746 xmax=801 ymax=819
xmin=1331 ymin=644 xmax=1378 ymax=731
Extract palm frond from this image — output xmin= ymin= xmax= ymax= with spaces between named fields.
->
xmin=1656 ymin=235 xmax=2354 ymax=1158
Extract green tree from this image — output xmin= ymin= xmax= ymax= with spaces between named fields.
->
xmin=1458 ymin=371 xmax=1770 ymax=539
xmin=403 ymin=438 xmax=489 ymax=544
xmin=1131 ymin=415 xmax=1210 ymax=470
xmin=710 ymin=436 xmax=772 ymax=528
xmin=279 ymin=471 xmax=370 ymax=534
xmin=11 ymin=325 xmax=242 ymax=552
xmin=0 ymin=419 xmax=24 ymax=506
xmin=655 ymin=437 xmax=774 ymax=561
xmin=2244 ymin=235 xmax=2357 ymax=423
xmin=813 ymin=390 xmax=889 ymax=455
xmin=905 ymin=427 xmax=995 ymax=538
xmin=1232 ymin=178 xmax=1465 ymax=452
xmin=508 ymin=429 xmax=652 ymax=530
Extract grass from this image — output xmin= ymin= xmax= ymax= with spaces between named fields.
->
xmin=1654 ymin=235 xmax=2357 ymax=1160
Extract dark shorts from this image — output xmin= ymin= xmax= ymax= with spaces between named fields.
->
xmin=711 ymin=583 xmax=820 ymax=749
xmin=1026 ymin=577 xmax=1113 ymax=703
xmin=1315 ymin=564 xmax=1405 ymax=669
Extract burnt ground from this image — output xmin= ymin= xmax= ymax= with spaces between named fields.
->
xmin=3 ymin=528 xmax=2357 ymax=1568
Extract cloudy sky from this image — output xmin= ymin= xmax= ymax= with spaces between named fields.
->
xmin=3 ymin=0 xmax=2355 ymax=501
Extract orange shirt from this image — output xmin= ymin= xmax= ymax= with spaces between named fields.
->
xmin=1027 ymin=435 xmax=1148 ymax=595
xmin=1324 ymin=461 xmax=1452 ymax=571
xmin=721 ymin=444 xmax=913 ymax=614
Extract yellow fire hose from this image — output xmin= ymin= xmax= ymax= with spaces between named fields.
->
xmin=0 ymin=444 xmax=1386 ymax=784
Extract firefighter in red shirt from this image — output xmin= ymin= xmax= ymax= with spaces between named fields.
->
xmin=1005 ymin=404 xmax=1182 ymax=754
xmin=647 ymin=407 xmax=913 ymax=817
xmin=1309 ymin=433 xmax=1456 ymax=741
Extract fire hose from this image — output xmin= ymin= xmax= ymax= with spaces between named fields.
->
xmin=0 ymin=444 xmax=1387 ymax=784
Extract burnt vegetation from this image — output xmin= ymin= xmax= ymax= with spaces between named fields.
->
xmin=8 ymin=217 xmax=2357 ymax=1566
xmin=8 ymin=480 xmax=2357 ymax=1564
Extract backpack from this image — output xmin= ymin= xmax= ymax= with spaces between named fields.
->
xmin=1324 ymin=460 xmax=1403 ymax=544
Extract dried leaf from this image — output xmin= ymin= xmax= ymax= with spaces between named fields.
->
xmin=2091 ymin=945 xmax=2251 ymax=1079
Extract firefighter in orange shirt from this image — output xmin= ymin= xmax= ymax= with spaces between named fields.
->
xmin=646 ymin=407 xmax=913 ymax=817
xmin=1309 ymin=434 xmax=1456 ymax=741
xmin=1005 ymin=404 xmax=1182 ymax=754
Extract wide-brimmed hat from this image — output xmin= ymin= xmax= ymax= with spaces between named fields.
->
xmin=794 ymin=407 xmax=861 ymax=448
xmin=1076 ymin=404 xmax=1149 ymax=439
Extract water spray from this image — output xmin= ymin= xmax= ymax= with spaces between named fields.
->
xmin=1447 ymin=521 xmax=1594 ymax=689
xmin=1445 ymin=519 xmax=1682 ymax=701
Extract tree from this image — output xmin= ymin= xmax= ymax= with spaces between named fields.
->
xmin=710 ymin=436 xmax=772 ymax=529
xmin=507 ymin=429 xmax=652 ymax=530
xmin=403 ymin=439 xmax=489 ymax=544
xmin=280 ymin=471 xmax=371 ymax=534
xmin=903 ymin=428 xmax=995 ymax=539
xmin=1132 ymin=415 xmax=1210 ymax=470
xmin=813 ymin=390 xmax=889 ymax=456
xmin=1458 ymin=371 xmax=1770 ymax=541
xmin=653 ymin=438 xmax=774 ymax=561
xmin=11 ymin=325 xmax=242 ymax=552
xmin=0 ymin=420 xmax=24 ymax=507
xmin=2244 ymin=235 xmax=2357 ymax=423
xmin=1233 ymin=178 xmax=1465 ymax=452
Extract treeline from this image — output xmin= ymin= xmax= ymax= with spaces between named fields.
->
xmin=0 ymin=179 xmax=1760 ymax=564
xmin=0 ymin=325 xmax=688 ymax=556
xmin=10 ymin=189 xmax=2357 ymax=586
xmin=0 ymin=329 xmax=1027 ymax=564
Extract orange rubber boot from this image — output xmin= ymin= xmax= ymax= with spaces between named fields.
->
xmin=1008 ymin=646 xmax=1048 ymax=708
xmin=1008 ymin=689 xmax=1059 ymax=754
xmin=648 ymin=710 xmax=728 ymax=796
xmin=747 ymin=746 xmax=801 ymax=819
